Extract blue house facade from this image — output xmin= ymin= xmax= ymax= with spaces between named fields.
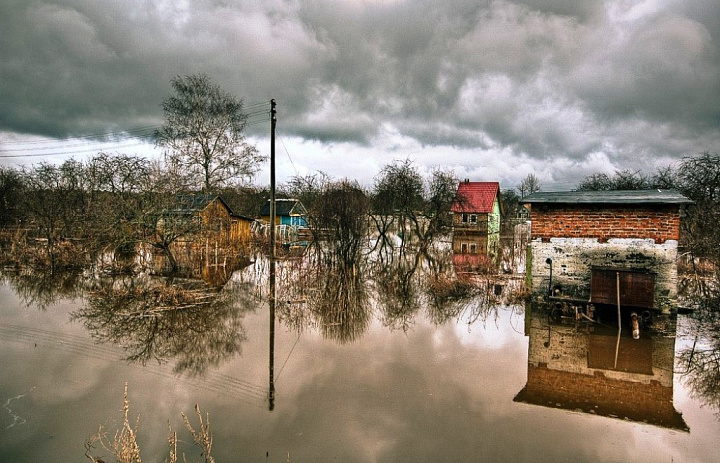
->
xmin=260 ymin=198 xmax=308 ymax=227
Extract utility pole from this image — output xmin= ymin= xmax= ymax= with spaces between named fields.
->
xmin=270 ymin=99 xmax=277 ymax=254
xmin=268 ymin=99 xmax=276 ymax=410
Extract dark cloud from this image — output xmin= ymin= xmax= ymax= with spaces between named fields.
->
xmin=0 ymin=0 xmax=718 ymax=188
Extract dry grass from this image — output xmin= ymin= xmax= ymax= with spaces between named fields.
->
xmin=85 ymin=383 xmax=216 ymax=463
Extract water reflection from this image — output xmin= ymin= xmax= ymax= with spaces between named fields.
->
xmin=516 ymin=303 xmax=689 ymax=431
xmin=272 ymin=242 xmax=371 ymax=344
xmin=1 ymin=268 xmax=84 ymax=310
xmin=676 ymin=288 xmax=720 ymax=418
xmin=71 ymin=276 xmax=254 ymax=375
xmin=266 ymin=234 xmax=511 ymax=343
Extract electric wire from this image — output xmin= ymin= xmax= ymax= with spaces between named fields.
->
xmin=279 ymin=136 xmax=300 ymax=177
xmin=0 ymin=126 xmax=160 ymax=146
xmin=274 ymin=332 xmax=301 ymax=384
xmin=0 ymin=142 xmax=150 ymax=158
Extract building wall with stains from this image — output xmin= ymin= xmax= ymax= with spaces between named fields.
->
xmin=526 ymin=204 xmax=683 ymax=311
xmin=528 ymin=237 xmax=679 ymax=311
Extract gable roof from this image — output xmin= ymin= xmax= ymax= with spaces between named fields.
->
xmin=167 ymin=194 xmax=254 ymax=221
xmin=260 ymin=198 xmax=307 ymax=216
xmin=172 ymin=194 xmax=225 ymax=213
xmin=451 ymin=181 xmax=501 ymax=214
xmin=522 ymin=189 xmax=692 ymax=205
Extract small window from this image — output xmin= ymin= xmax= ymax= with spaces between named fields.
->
xmin=461 ymin=243 xmax=468 ymax=253
xmin=470 ymin=214 xmax=477 ymax=223
xmin=469 ymin=243 xmax=477 ymax=254
xmin=462 ymin=213 xmax=468 ymax=223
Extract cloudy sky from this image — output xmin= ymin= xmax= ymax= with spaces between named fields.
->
xmin=1 ymin=0 xmax=719 ymax=191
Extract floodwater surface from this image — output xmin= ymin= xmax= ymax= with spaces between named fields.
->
xmin=0 ymin=270 xmax=719 ymax=462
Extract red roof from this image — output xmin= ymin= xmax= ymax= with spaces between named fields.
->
xmin=451 ymin=181 xmax=500 ymax=213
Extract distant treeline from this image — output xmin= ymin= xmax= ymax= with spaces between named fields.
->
xmin=1 ymin=152 xmax=718 ymax=273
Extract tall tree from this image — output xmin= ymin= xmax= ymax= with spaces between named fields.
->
xmin=154 ymin=74 xmax=264 ymax=192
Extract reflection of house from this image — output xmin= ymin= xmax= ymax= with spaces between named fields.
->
xmin=451 ymin=181 xmax=503 ymax=262
xmin=515 ymin=309 xmax=688 ymax=431
xmin=522 ymin=190 xmax=692 ymax=312
xmin=171 ymin=194 xmax=254 ymax=244
xmin=260 ymin=198 xmax=308 ymax=227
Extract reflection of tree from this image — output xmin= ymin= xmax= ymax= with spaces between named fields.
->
xmin=677 ymin=293 xmax=720 ymax=417
xmin=271 ymin=180 xmax=373 ymax=343
xmin=312 ymin=255 xmax=370 ymax=343
xmin=375 ymin=253 xmax=422 ymax=332
xmin=278 ymin=247 xmax=371 ymax=344
xmin=1 ymin=268 xmax=84 ymax=310
xmin=374 ymin=243 xmax=502 ymax=331
xmin=72 ymin=277 xmax=251 ymax=375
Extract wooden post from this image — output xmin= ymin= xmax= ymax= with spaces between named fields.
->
xmin=268 ymin=99 xmax=277 ymax=410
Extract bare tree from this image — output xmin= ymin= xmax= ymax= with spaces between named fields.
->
xmin=0 ymin=166 xmax=24 ymax=227
xmin=675 ymin=152 xmax=720 ymax=267
xmin=518 ymin=173 xmax=541 ymax=198
xmin=154 ymin=74 xmax=264 ymax=192
xmin=575 ymin=169 xmax=650 ymax=191
xmin=371 ymin=159 xmax=424 ymax=255
xmin=21 ymin=160 xmax=88 ymax=267
xmin=283 ymin=171 xmax=332 ymax=212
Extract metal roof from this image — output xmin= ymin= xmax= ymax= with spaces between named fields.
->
xmin=521 ymin=189 xmax=693 ymax=205
xmin=260 ymin=198 xmax=307 ymax=216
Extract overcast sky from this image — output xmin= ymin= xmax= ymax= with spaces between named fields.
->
xmin=1 ymin=0 xmax=718 ymax=191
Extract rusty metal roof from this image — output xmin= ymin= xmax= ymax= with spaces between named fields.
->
xmin=522 ymin=189 xmax=693 ymax=205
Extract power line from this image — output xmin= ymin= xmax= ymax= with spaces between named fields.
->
xmin=1 ymin=126 xmax=160 ymax=146
xmin=0 ymin=142 xmax=151 ymax=158
xmin=279 ymin=136 xmax=299 ymax=177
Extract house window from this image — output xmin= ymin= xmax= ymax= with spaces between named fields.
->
xmin=470 ymin=214 xmax=477 ymax=224
xmin=462 ymin=213 xmax=468 ymax=223
xmin=469 ymin=243 xmax=477 ymax=254
xmin=461 ymin=243 xmax=468 ymax=253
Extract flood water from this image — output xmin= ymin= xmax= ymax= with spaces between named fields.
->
xmin=1 ymin=253 xmax=719 ymax=462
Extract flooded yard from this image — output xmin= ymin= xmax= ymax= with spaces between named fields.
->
xmin=1 ymin=258 xmax=719 ymax=462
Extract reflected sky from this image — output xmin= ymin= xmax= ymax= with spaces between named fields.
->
xmin=1 ymin=277 xmax=719 ymax=462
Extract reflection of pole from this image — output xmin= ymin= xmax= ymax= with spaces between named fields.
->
xmin=269 ymin=258 xmax=276 ymax=410
xmin=614 ymin=272 xmax=621 ymax=369
xmin=545 ymin=258 xmax=553 ymax=297
xmin=269 ymin=99 xmax=277 ymax=410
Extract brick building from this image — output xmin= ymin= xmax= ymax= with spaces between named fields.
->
xmin=522 ymin=190 xmax=692 ymax=312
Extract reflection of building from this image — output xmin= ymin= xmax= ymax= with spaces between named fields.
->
xmin=451 ymin=181 xmax=503 ymax=263
xmin=515 ymin=308 xmax=688 ymax=431
xmin=451 ymin=235 xmax=494 ymax=276
xmin=522 ymin=190 xmax=692 ymax=312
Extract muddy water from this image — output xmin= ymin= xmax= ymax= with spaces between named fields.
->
xmin=0 ymin=276 xmax=718 ymax=462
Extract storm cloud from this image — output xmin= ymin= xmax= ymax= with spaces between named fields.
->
xmin=1 ymin=0 xmax=719 ymax=189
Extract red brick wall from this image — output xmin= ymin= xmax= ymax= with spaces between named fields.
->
xmin=529 ymin=204 xmax=681 ymax=244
